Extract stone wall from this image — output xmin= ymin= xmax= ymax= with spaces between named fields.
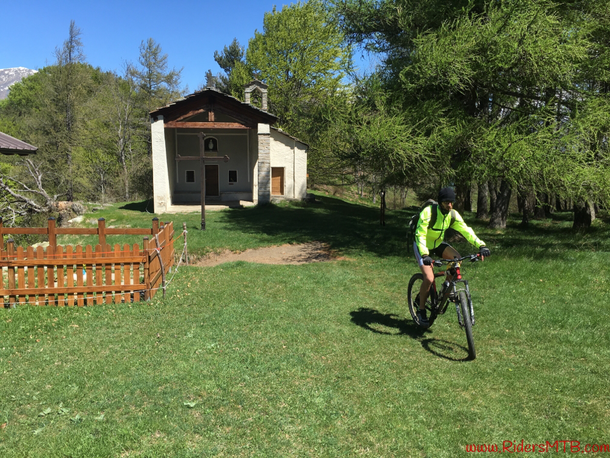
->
xmin=257 ymin=124 xmax=271 ymax=204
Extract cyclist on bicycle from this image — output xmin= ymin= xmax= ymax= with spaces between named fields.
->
xmin=414 ymin=187 xmax=490 ymax=327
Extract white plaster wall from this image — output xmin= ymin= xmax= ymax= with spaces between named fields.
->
xmin=270 ymin=129 xmax=308 ymax=199
xmin=294 ymin=143 xmax=308 ymax=199
xmin=151 ymin=117 xmax=171 ymax=213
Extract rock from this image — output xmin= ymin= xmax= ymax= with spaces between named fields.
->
xmin=71 ymin=202 xmax=86 ymax=215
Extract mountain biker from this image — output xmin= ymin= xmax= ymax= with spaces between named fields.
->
xmin=413 ymin=187 xmax=491 ymax=327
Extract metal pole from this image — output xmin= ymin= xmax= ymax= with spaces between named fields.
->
xmin=198 ymin=132 xmax=207 ymax=230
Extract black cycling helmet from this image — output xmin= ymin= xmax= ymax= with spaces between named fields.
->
xmin=438 ymin=187 xmax=456 ymax=203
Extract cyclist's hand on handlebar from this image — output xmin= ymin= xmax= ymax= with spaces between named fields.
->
xmin=479 ymin=246 xmax=491 ymax=258
xmin=422 ymin=256 xmax=433 ymax=266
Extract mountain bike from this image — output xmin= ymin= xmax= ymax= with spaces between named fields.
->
xmin=407 ymin=254 xmax=481 ymax=360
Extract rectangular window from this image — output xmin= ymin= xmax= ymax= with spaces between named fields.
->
xmin=228 ymin=170 xmax=237 ymax=185
xmin=185 ymin=170 xmax=195 ymax=183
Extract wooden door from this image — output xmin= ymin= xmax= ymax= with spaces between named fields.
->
xmin=205 ymin=165 xmax=219 ymax=197
xmin=272 ymin=167 xmax=284 ymax=196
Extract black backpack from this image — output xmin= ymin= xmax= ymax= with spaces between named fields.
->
xmin=407 ymin=200 xmax=455 ymax=251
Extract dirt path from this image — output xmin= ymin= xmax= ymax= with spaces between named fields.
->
xmin=195 ymin=242 xmax=338 ymax=267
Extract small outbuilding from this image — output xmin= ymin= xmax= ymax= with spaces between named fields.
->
xmin=150 ymin=81 xmax=308 ymax=214
xmin=0 ymin=131 xmax=37 ymax=155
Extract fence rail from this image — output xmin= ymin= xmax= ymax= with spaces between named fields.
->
xmin=1 ymin=218 xmax=177 ymax=308
xmin=0 ymin=216 xmax=160 ymax=252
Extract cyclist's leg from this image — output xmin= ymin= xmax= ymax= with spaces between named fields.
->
xmin=440 ymin=243 xmax=460 ymax=260
xmin=414 ymin=242 xmax=435 ymax=311
xmin=419 ymin=264 xmax=434 ymax=310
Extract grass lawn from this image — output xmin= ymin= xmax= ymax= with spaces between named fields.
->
xmin=1 ymin=193 xmax=609 ymax=457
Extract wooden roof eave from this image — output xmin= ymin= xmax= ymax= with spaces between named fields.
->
xmin=0 ymin=149 xmax=38 ymax=156
xmin=0 ymin=132 xmax=38 ymax=155
xmin=165 ymin=104 xmax=259 ymax=129
xmin=150 ymin=88 xmax=277 ymax=127
xmin=164 ymin=121 xmax=252 ymax=129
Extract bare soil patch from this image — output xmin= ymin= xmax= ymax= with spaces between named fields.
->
xmin=195 ymin=242 xmax=341 ymax=267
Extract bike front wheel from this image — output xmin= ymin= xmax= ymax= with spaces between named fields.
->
xmin=458 ymin=291 xmax=476 ymax=360
xmin=407 ymin=273 xmax=437 ymax=326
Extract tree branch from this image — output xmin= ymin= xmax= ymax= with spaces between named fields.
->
xmin=0 ymin=159 xmax=60 ymax=214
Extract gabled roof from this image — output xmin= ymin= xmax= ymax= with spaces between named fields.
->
xmin=244 ymin=79 xmax=268 ymax=92
xmin=0 ymin=131 xmax=37 ymax=155
xmin=271 ymin=126 xmax=309 ymax=149
xmin=150 ymin=87 xmax=277 ymax=128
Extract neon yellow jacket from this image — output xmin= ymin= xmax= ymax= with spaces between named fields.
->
xmin=415 ymin=205 xmax=485 ymax=256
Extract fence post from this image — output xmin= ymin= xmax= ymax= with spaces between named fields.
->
xmin=0 ymin=216 xmax=4 ymax=256
xmin=48 ymin=218 xmax=57 ymax=249
xmin=152 ymin=218 xmax=159 ymax=237
xmin=143 ymin=236 xmax=151 ymax=300
xmin=7 ymin=239 xmax=16 ymax=308
xmin=182 ymin=222 xmax=188 ymax=265
xmin=0 ymin=225 xmax=5 ymax=308
xmin=98 ymin=218 xmax=106 ymax=247
xmin=167 ymin=222 xmax=175 ymax=268
xmin=155 ymin=233 xmax=166 ymax=298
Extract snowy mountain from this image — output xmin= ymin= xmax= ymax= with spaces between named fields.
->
xmin=0 ymin=67 xmax=38 ymax=100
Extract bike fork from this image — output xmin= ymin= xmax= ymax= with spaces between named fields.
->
xmin=465 ymin=281 xmax=475 ymax=326
xmin=455 ymin=281 xmax=475 ymax=328
xmin=455 ymin=301 xmax=464 ymax=327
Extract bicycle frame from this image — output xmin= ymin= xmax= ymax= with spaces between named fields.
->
xmin=430 ymin=259 xmax=476 ymax=325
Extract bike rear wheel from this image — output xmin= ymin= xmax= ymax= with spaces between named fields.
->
xmin=407 ymin=273 xmax=437 ymax=326
xmin=458 ymin=291 xmax=476 ymax=360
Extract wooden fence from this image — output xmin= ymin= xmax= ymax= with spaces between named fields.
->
xmin=0 ymin=218 xmax=179 ymax=308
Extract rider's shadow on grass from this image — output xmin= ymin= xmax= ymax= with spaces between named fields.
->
xmin=349 ymin=307 xmax=424 ymax=338
xmin=349 ymin=308 xmax=472 ymax=362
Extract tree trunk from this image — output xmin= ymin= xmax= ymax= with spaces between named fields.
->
xmin=379 ymin=190 xmax=386 ymax=226
xmin=488 ymin=180 xmax=498 ymax=215
xmin=476 ymin=182 xmax=489 ymax=220
xmin=454 ymin=181 xmax=471 ymax=212
xmin=517 ymin=187 xmax=533 ymax=227
xmin=488 ymin=180 xmax=512 ymax=229
xmin=400 ymin=187 xmax=408 ymax=208
xmin=534 ymin=192 xmax=552 ymax=219
xmin=573 ymin=201 xmax=594 ymax=231
xmin=555 ymin=195 xmax=563 ymax=212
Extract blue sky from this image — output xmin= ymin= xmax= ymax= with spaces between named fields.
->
xmin=2 ymin=0 xmax=374 ymax=93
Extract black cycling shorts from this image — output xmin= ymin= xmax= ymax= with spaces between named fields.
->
xmin=414 ymin=242 xmax=453 ymax=266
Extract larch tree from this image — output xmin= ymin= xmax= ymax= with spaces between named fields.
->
xmin=128 ymin=38 xmax=183 ymax=160
xmin=129 ymin=38 xmax=183 ymax=113
xmin=332 ymin=0 xmax=608 ymax=229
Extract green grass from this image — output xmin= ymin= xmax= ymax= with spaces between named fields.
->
xmin=1 ymin=193 xmax=610 ymax=457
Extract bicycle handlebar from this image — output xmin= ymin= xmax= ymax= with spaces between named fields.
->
xmin=432 ymin=254 xmax=481 ymax=267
